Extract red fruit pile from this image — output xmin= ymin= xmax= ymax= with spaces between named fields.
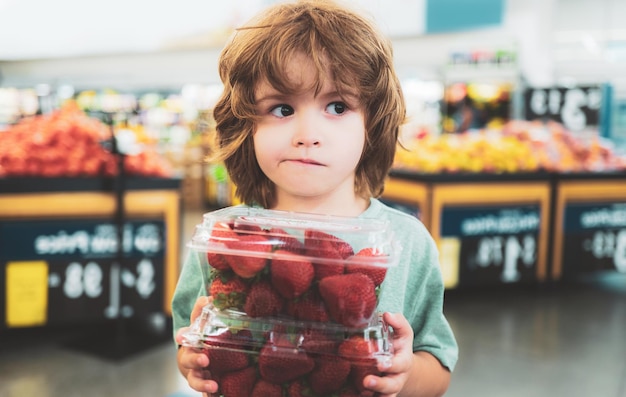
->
xmin=0 ymin=103 xmax=173 ymax=178
xmin=205 ymin=222 xmax=390 ymax=328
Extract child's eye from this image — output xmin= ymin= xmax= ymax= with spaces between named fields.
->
xmin=326 ymin=102 xmax=347 ymax=115
xmin=270 ymin=104 xmax=294 ymax=118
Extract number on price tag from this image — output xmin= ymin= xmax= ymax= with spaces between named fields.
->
xmin=524 ymin=86 xmax=602 ymax=131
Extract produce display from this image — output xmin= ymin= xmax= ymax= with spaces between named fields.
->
xmin=183 ymin=207 xmax=399 ymax=396
xmin=394 ymin=120 xmax=626 ymax=174
xmin=0 ymin=102 xmax=173 ymax=178
xmin=182 ymin=303 xmax=393 ymax=397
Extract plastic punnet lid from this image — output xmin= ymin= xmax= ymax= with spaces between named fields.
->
xmin=182 ymin=303 xmax=393 ymax=360
xmin=188 ymin=206 xmax=401 ymax=269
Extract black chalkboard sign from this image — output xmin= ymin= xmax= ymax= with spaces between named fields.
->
xmin=561 ymin=202 xmax=626 ymax=275
xmin=1 ymin=219 xmax=165 ymax=328
xmin=523 ymin=85 xmax=602 ymax=132
xmin=440 ymin=205 xmax=541 ymax=286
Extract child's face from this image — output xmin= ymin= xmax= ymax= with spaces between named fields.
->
xmin=253 ymin=53 xmax=366 ymax=209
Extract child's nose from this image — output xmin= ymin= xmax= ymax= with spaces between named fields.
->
xmin=293 ymin=115 xmax=321 ymax=146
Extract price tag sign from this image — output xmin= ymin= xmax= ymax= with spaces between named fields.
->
xmin=523 ymin=85 xmax=602 ymax=132
xmin=440 ymin=205 xmax=541 ymax=286
xmin=1 ymin=219 xmax=165 ymax=328
xmin=561 ymin=202 xmax=626 ymax=275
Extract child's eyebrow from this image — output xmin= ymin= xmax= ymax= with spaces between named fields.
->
xmin=255 ymin=88 xmax=289 ymax=104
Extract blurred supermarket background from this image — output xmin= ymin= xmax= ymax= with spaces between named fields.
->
xmin=0 ymin=0 xmax=625 ymax=396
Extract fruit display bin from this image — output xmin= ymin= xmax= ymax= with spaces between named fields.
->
xmin=187 ymin=206 xmax=401 ymax=328
xmin=182 ymin=303 xmax=393 ymax=397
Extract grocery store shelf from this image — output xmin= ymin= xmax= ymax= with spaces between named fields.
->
xmin=0 ymin=176 xmax=182 ymax=194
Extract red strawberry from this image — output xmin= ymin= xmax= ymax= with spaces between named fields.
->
xmin=318 ymin=273 xmax=377 ymax=327
xmin=244 ymin=281 xmax=284 ymax=317
xmin=270 ymin=250 xmax=314 ymax=299
xmin=305 ymin=229 xmax=353 ymax=280
xmin=251 ymin=379 xmax=283 ymax=397
xmin=308 ymin=356 xmax=351 ymax=395
xmin=219 ymin=366 xmax=257 ymax=397
xmin=339 ymin=385 xmax=374 ymax=397
xmin=286 ymin=290 xmax=330 ymax=322
xmin=204 ymin=346 xmax=247 ymax=374
xmin=258 ymin=335 xmax=315 ymax=384
xmin=205 ymin=329 xmax=253 ymax=374
xmin=338 ymin=335 xmax=382 ymax=392
xmin=300 ymin=328 xmax=340 ymax=356
xmin=267 ymin=227 xmax=305 ymax=253
xmin=224 ymin=234 xmax=272 ymax=278
xmin=233 ymin=222 xmax=264 ymax=234
xmin=338 ymin=335 xmax=379 ymax=360
xmin=207 ymin=222 xmax=237 ymax=271
xmin=349 ymin=364 xmax=381 ymax=393
xmin=209 ymin=273 xmax=248 ymax=310
xmin=345 ymin=247 xmax=389 ymax=286
xmin=287 ymin=379 xmax=309 ymax=397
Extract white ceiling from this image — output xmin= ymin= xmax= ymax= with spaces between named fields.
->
xmin=0 ymin=0 xmax=426 ymax=61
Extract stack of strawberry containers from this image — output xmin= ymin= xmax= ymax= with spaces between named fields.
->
xmin=182 ymin=207 xmax=400 ymax=397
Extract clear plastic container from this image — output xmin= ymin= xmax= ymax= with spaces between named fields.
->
xmin=187 ymin=207 xmax=401 ymax=328
xmin=182 ymin=303 xmax=393 ymax=397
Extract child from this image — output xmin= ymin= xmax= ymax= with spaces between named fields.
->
xmin=172 ymin=1 xmax=458 ymax=396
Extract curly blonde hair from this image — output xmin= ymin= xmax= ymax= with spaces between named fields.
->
xmin=212 ymin=0 xmax=406 ymax=208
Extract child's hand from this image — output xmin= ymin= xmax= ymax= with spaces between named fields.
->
xmin=363 ymin=312 xmax=415 ymax=397
xmin=175 ymin=296 xmax=219 ymax=396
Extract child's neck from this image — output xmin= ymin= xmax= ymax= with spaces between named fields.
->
xmin=271 ymin=195 xmax=369 ymax=217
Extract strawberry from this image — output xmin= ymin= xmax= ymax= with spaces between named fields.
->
xmin=251 ymin=379 xmax=283 ymax=397
xmin=338 ymin=335 xmax=382 ymax=392
xmin=287 ymin=379 xmax=310 ymax=397
xmin=219 ymin=366 xmax=257 ymax=397
xmin=207 ymin=221 xmax=237 ymax=271
xmin=300 ymin=328 xmax=340 ymax=356
xmin=258 ymin=334 xmax=315 ymax=384
xmin=318 ymin=273 xmax=377 ymax=327
xmin=233 ymin=222 xmax=264 ymax=234
xmin=267 ymin=227 xmax=305 ymax=253
xmin=209 ymin=273 xmax=248 ymax=310
xmin=305 ymin=229 xmax=353 ymax=280
xmin=337 ymin=335 xmax=379 ymax=360
xmin=349 ymin=364 xmax=381 ymax=393
xmin=205 ymin=329 xmax=253 ymax=375
xmin=345 ymin=247 xmax=388 ymax=286
xmin=244 ymin=281 xmax=284 ymax=317
xmin=308 ymin=356 xmax=351 ymax=395
xmin=339 ymin=385 xmax=374 ymax=397
xmin=224 ymin=234 xmax=272 ymax=278
xmin=205 ymin=346 xmax=248 ymax=375
xmin=286 ymin=289 xmax=330 ymax=322
xmin=270 ymin=250 xmax=314 ymax=299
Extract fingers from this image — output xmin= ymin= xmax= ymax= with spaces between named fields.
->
xmin=364 ymin=373 xmax=403 ymax=397
xmin=191 ymin=296 xmax=211 ymax=321
xmin=179 ymin=347 xmax=219 ymax=394
xmin=360 ymin=312 xmax=415 ymax=396
xmin=186 ymin=368 xmax=218 ymax=394
xmin=175 ymin=326 xmax=189 ymax=345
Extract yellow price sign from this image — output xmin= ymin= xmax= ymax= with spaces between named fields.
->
xmin=6 ymin=261 xmax=49 ymax=327
xmin=438 ymin=238 xmax=460 ymax=289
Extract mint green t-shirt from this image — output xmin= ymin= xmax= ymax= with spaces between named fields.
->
xmin=171 ymin=198 xmax=458 ymax=371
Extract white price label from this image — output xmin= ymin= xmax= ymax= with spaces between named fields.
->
xmin=475 ymin=235 xmax=536 ymax=282
xmin=136 ymin=259 xmax=156 ymax=299
xmin=526 ymin=86 xmax=601 ymax=132
xmin=585 ymin=229 xmax=626 ymax=272
xmin=63 ymin=261 xmax=103 ymax=299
